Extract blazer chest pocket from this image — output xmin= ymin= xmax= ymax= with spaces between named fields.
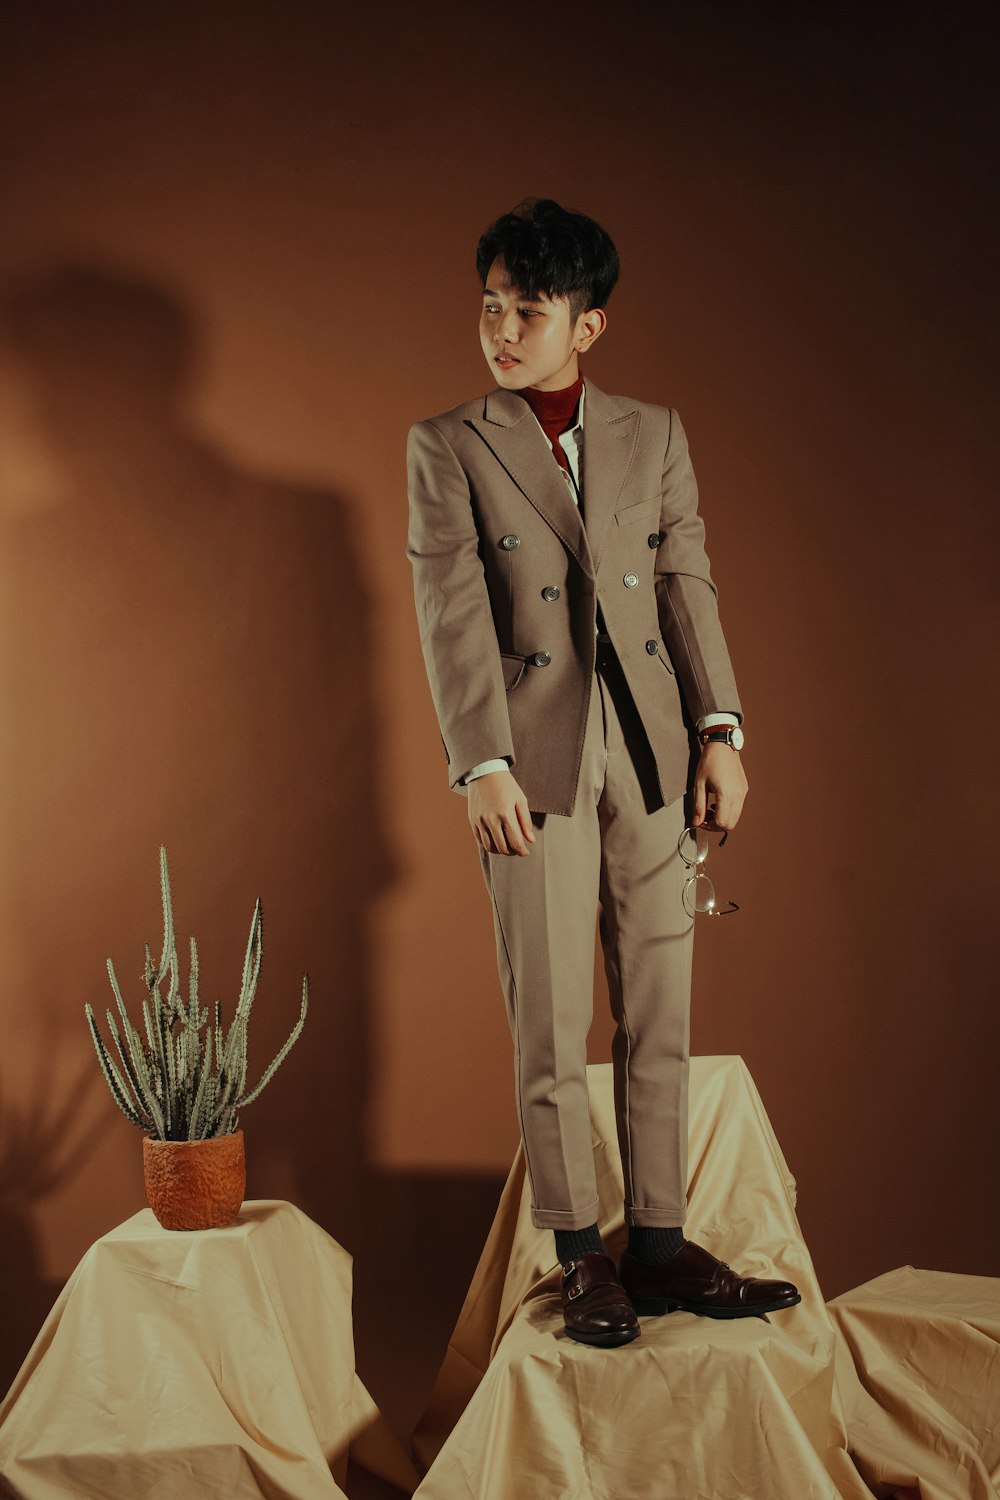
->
xmin=614 ymin=494 xmax=661 ymax=527
xmin=500 ymin=653 xmax=526 ymax=691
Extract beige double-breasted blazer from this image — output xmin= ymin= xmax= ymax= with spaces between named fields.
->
xmin=406 ymin=380 xmax=742 ymax=817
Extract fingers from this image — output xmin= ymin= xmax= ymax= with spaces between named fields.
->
xmin=714 ymin=772 xmax=748 ymax=831
xmin=706 ymin=785 xmax=745 ymax=833
xmin=470 ymin=810 xmax=509 ymax=856
xmin=478 ymin=812 xmax=530 ymax=856
xmin=514 ymin=797 xmax=537 ymax=846
xmin=712 ymin=794 xmax=737 ymax=833
xmin=500 ymin=800 xmax=534 ymax=855
xmin=691 ymin=771 xmax=708 ymax=827
xmin=477 ymin=811 xmax=513 ymax=856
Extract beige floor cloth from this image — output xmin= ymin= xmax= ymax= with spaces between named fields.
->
xmin=0 ymin=1199 xmax=419 ymax=1500
xmin=412 ymin=1056 xmax=1000 ymax=1500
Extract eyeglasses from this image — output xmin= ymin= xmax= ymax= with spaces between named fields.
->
xmin=677 ymin=825 xmax=739 ymax=917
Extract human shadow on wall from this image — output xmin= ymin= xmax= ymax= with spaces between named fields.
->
xmin=0 ymin=264 xmax=513 ymax=1445
xmin=0 ymin=263 xmax=390 ymax=1364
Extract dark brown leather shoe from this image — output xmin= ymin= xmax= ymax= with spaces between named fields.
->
xmin=620 ymin=1240 xmax=801 ymax=1319
xmin=560 ymin=1253 xmax=641 ymax=1346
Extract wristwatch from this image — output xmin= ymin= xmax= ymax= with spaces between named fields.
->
xmin=698 ymin=724 xmax=745 ymax=751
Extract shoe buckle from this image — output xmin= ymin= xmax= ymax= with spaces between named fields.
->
xmin=567 ymin=1281 xmax=585 ymax=1300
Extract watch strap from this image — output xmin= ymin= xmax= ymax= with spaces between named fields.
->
xmin=699 ymin=725 xmax=743 ymax=748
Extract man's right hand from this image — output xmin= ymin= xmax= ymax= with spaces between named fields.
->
xmin=467 ymin=769 xmax=536 ymax=856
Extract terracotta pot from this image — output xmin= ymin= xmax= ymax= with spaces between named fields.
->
xmin=142 ymin=1129 xmax=246 ymax=1230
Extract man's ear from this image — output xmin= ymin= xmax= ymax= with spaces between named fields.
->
xmin=574 ymin=306 xmax=607 ymax=354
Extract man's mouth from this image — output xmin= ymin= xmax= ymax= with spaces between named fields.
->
xmin=495 ymin=354 xmax=519 ymax=365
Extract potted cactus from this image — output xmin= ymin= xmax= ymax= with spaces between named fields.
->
xmin=85 ymin=846 xmax=309 ymax=1229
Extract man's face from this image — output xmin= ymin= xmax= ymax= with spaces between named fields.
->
xmin=479 ymin=256 xmax=587 ymax=392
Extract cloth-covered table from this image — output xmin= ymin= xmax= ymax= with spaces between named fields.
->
xmin=829 ymin=1267 xmax=1000 ymax=1500
xmin=413 ymin=1055 xmax=874 ymax=1499
xmin=0 ymin=1199 xmax=418 ymax=1500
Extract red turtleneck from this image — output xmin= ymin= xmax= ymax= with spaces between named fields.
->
xmin=520 ymin=375 xmax=583 ymax=472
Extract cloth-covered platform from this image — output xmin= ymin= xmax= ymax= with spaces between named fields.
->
xmin=829 ymin=1267 xmax=1000 ymax=1499
xmin=0 ymin=1199 xmax=419 ymax=1500
xmin=412 ymin=1057 xmax=1000 ymax=1500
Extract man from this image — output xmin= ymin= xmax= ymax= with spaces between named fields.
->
xmin=407 ymin=198 xmax=799 ymax=1346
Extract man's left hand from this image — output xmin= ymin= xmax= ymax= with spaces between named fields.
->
xmin=691 ymin=744 xmax=748 ymax=833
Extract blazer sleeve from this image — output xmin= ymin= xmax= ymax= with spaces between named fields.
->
xmin=654 ymin=409 xmax=743 ymax=725
xmin=406 ymin=419 xmax=516 ymax=790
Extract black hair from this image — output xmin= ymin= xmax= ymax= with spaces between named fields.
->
xmin=475 ymin=198 xmax=620 ymax=322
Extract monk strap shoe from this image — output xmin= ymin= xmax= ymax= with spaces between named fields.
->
xmin=620 ymin=1240 xmax=801 ymax=1319
xmin=560 ymin=1252 xmax=641 ymax=1347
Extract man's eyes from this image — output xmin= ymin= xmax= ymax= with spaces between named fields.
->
xmin=482 ymin=305 xmax=542 ymax=317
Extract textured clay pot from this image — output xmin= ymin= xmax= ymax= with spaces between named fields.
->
xmin=142 ymin=1129 xmax=246 ymax=1230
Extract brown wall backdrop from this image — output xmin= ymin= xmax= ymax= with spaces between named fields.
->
xmin=1 ymin=0 xmax=996 ymax=1439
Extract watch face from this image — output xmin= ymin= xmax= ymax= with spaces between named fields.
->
xmin=731 ymin=726 xmax=745 ymax=751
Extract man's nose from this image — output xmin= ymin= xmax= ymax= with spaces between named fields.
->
xmin=495 ymin=311 xmax=519 ymax=344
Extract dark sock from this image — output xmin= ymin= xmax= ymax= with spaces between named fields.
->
xmin=554 ymin=1224 xmax=605 ymax=1263
xmin=626 ymin=1225 xmax=686 ymax=1263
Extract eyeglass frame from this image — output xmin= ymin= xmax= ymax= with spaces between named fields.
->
xmin=677 ymin=823 xmax=739 ymax=917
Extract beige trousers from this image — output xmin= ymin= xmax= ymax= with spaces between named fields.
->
xmin=479 ymin=638 xmax=695 ymax=1230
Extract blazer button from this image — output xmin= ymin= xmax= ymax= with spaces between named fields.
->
xmin=623 ymin=573 xmax=638 ymax=588
xmin=541 ymin=586 xmax=560 ymax=601
xmin=646 ymin=639 xmax=659 ymax=654
xmin=531 ymin=651 xmax=552 ymax=667
xmin=500 ymin=534 xmax=520 ymax=550
xmin=648 ymin=532 xmax=662 ymax=549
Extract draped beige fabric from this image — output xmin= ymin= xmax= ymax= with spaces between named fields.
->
xmin=412 ymin=1058 xmax=1000 ymax=1500
xmin=829 ymin=1267 xmax=1000 ymax=1499
xmin=0 ymin=1200 xmax=419 ymax=1500
xmin=3 ymin=1079 xmax=997 ymax=1500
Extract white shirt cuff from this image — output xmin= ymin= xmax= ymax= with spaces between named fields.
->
xmin=462 ymin=758 xmax=512 ymax=783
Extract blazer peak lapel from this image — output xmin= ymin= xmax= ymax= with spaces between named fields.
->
xmin=468 ymin=390 xmax=591 ymax=576
xmin=581 ymin=382 xmax=640 ymax=572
